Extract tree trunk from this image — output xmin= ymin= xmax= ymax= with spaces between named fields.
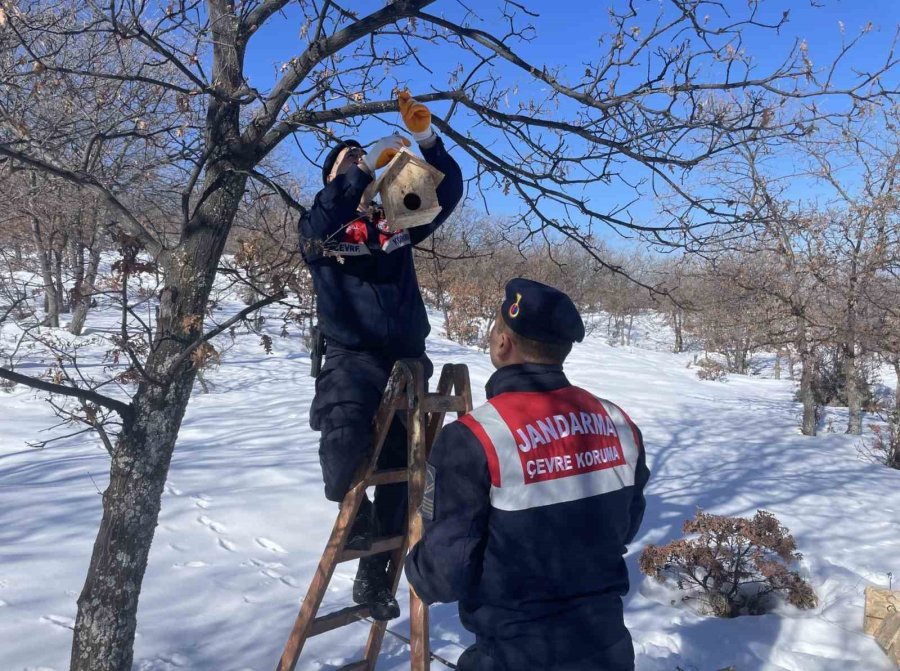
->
xmin=55 ymin=245 xmax=70 ymax=315
xmin=70 ymin=242 xmax=101 ymax=336
xmin=69 ymin=397 xmax=186 ymax=671
xmin=774 ymin=350 xmax=782 ymax=380
xmin=799 ymin=330 xmax=817 ymax=436
xmin=71 ymin=239 xmax=86 ymax=313
xmin=673 ymin=309 xmax=683 ymax=353
xmin=844 ymin=340 xmax=862 ymax=435
xmin=892 ymin=358 xmax=900 ymax=413
xmin=31 ymin=217 xmax=60 ymax=327
xmin=739 ymin=341 xmax=750 ymax=375
xmin=70 ymin=164 xmax=248 ymax=670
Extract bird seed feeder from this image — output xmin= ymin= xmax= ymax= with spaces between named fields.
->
xmin=365 ymin=147 xmax=445 ymax=230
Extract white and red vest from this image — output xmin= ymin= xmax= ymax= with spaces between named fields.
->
xmin=459 ymin=386 xmax=641 ymax=512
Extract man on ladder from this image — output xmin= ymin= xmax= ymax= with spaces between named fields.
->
xmin=299 ymin=90 xmax=463 ymax=620
xmin=406 ymin=279 xmax=651 ymax=671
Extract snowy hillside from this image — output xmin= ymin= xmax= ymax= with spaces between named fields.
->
xmin=1 ymin=303 xmax=899 ymax=671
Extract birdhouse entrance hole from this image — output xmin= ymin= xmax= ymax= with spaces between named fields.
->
xmin=404 ymin=193 xmax=422 ymax=211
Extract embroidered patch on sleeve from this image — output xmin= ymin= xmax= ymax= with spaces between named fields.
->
xmin=420 ymin=463 xmax=436 ymax=520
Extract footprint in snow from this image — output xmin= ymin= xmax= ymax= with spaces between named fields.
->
xmin=40 ymin=614 xmax=75 ymax=630
xmin=164 ymin=483 xmax=183 ymax=497
xmin=191 ymin=495 xmax=211 ymax=509
xmin=244 ymin=558 xmax=285 ymax=569
xmin=255 ymin=537 xmax=287 ymax=554
xmin=218 ymin=538 xmax=238 ymax=553
xmin=197 ymin=515 xmax=227 ymax=534
xmin=0 ymin=598 xmax=8 ymax=607
xmin=173 ymin=561 xmax=208 ymax=568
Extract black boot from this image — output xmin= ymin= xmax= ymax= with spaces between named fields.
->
xmin=345 ymin=496 xmax=374 ymax=551
xmin=353 ymin=555 xmax=400 ymax=621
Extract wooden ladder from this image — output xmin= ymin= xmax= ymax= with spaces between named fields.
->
xmin=277 ymin=360 xmax=472 ymax=671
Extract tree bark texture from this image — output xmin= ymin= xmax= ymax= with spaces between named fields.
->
xmin=70 ymin=242 xmax=102 ymax=336
xmin=843 ymin=340 xmax=862 ymax=435
xmin=799 ymin=329 xmax=817 ymax=436
xmin=54 ymin=232 xmax=70 ymax=315
xmin=71 ymin=240 xmax=86 ymax=312
xmin=672 ymin=309 xmax=684 ymax=353
xmin=31 ymin=216 xmax=60 ymax=327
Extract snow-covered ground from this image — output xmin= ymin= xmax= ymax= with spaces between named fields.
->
xmin=2 ymin=299 xmax=899 ymax=671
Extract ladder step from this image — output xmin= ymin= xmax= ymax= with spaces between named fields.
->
xmin=422 ymin=393 xmax=467 ymax=413
xmin=339 ymin=535 xmax=405 ymax=563
xmin=309 ymin=604 xmax=371 ymax=637
xmin=366 ymin=468 xmax=408 ymax=486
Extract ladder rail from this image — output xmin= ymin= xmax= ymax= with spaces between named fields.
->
xmin=407 ymin=362 xmax=430 ymax=671
xmin=277 ymin=361 xmax=471 ymax=671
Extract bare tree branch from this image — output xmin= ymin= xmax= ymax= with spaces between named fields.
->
xmin=0 ymin=144 xmax=165 ymax=258
xmin=0 ymin=366 xmax=132 ymax=418
xmin=242 ymin=0 xmax=438 ymax=153
xmin=165 ymin=289 xmax=286 ymax=378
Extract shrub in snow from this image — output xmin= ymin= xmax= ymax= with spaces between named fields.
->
xmin=639 ymin=509 xmax=817 ymax=618
xmin=859 ymin=410 xmax=900 ymax=470
xmin=696 ymin=357 xmax=728 ymax=382
xmin=444 ymin=278 xmax=490 ymax=347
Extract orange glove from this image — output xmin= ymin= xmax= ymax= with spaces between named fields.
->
xmin=363 ymin=134 xmax=411 ymax=171
xmin=398 ymin=90 xmax=434 ymax=142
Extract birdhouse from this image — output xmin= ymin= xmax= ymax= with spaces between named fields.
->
xmin=366 ymin=148 xmax=445 ymax=230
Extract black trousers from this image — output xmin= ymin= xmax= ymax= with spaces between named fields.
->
xmin=456 ymin=644 xmax=494 ymax=671
xmin=310 ymin=345 xmax=432 ymax=536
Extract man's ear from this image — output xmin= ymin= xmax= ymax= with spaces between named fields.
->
xmin=496 ymin=330 xmax=514 ymax=362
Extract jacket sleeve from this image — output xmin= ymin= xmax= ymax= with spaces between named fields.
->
xmin=625 ymin=423 xmax=650 ymax=545
xmin=405 ymin=421 xmax=490 ymax=605
xmin=408 ymin=135 xmax=464 ymax=246
xmin=298 ymin=166 xmax=373 ymax=263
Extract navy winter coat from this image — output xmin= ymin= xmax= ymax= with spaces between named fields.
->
xmin=406 ymin=364 xmax=650 ymax=671
xmin=299 ymin=137 xmax=463 ymax=358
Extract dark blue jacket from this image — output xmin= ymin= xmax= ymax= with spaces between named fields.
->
xmin=405 ymin=364 xmax=650 ymax=670
xmin=299 ymin=137 xmax=462 ymax=359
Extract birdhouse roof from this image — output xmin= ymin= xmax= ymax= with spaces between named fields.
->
xmin=371 ymin=147 xmax=445 ymax=193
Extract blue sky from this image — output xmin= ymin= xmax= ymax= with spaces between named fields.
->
xmin=240 ymin=1 xmax=900 ymax=245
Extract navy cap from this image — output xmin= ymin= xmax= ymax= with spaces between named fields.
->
xmin=322 ymin=139 xmax=362 ymax=184
xmin=501 ymin=278 xmax=585 ymax=344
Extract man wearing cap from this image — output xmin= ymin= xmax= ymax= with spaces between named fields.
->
xmin=406 ymin=278 xmax=650 ymax=671
xmin=299 ymin=91 xmax=462 ymax=620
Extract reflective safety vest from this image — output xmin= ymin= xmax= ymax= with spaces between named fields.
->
xmin=459 ymin=386 xmax=641 ymax=512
